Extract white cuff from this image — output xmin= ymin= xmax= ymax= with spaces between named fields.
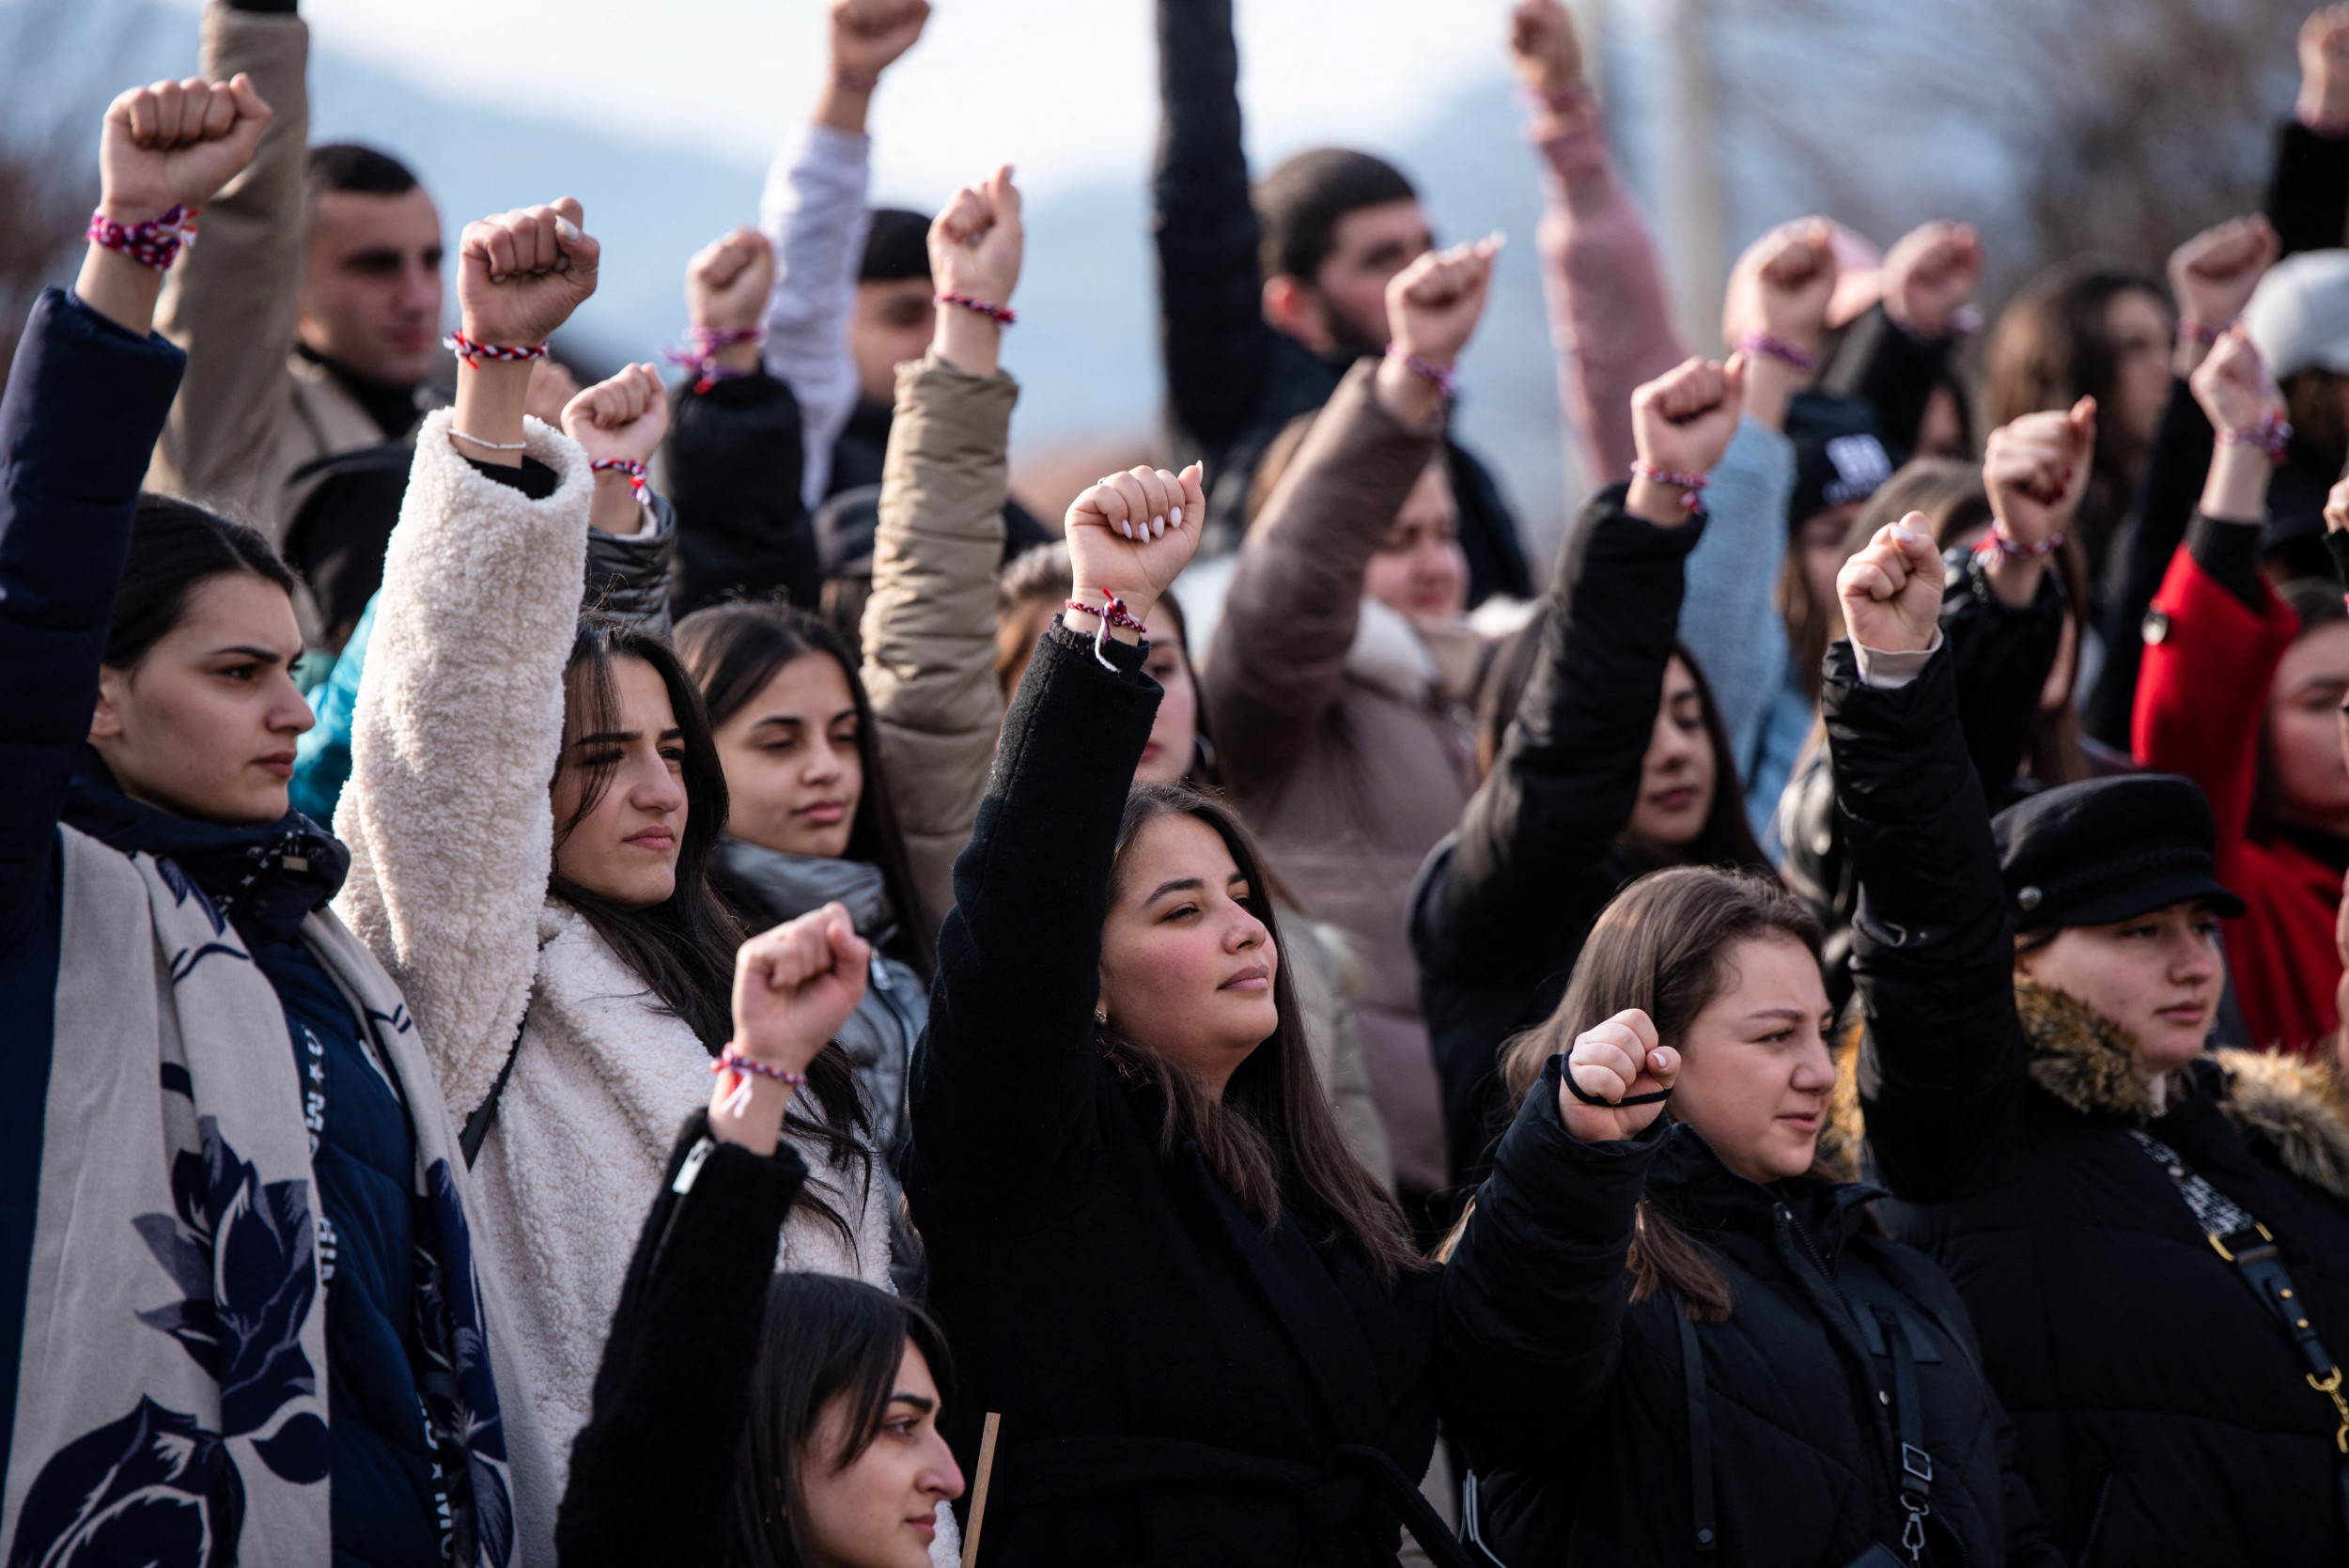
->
xmin=1852 ymin=629 xmax=1944 ymax=691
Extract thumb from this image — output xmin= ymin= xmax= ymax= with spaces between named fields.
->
xmin=2067 ymin=396 xmax=2097 ymax=455
xmin=1719 ymin=352 xmax=1747 ymax=412
xmin=1179 ymin=461 xmax=1206 ymax=517
xmin=990 ymin=163 xmax=1021 ymax=224
xmin=227 ymin=71 xmax=272 ymax=124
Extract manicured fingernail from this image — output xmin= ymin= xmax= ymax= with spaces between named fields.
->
xmin=1892 ymin=524 xmax=1921 ymax=544
xmin=1169 ymin=505 xmax=1184 ymax=529
xmin=1119 ymin=520 xmax=1134 ymax=538
xmin=1152 ymin=515 xmax=1165 ymax=536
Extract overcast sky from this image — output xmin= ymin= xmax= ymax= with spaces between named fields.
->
xmin=159 ymin=0 xmax=1529 ymax=205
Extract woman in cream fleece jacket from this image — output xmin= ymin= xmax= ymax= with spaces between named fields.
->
xmin=334 ymin=223 xmax=894 ymax=1494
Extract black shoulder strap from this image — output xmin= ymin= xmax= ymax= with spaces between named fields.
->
xmin=1675 ymin=1299 xmax=1718 ymax=1557
xmin=1874 ymin=1304 xmax=1933 ymax=1563
xmin=459 ymin=1012 xmax=529 ymax=1169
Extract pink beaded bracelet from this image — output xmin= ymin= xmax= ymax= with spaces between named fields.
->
xmin=2218 ymin=410 xmax=2293 ymax=464
xmin=1630 ymin=461 xmax=1710 ymax=511
xmin=443 ymin=330 xmax=550 ymax=369
xmin=2180 ymin=318 xmax=2233 ymax=348
xmin=1977 ymin=527 xmax=2064 ymax=560
xmin=1735 ymin=330 xmax=1817 ymax=374
xmin=591 ymin=458 xmax=650 ymax=502
xmin=713 ymin=1047 xmax=806 ymax=1086
xmin=87 ymin=204 xmax=195 ymax=272
xmin=1386 ymin=344 xmax=1456 ymax=399
xmin=938 ymin=292 xmax=1016 ymax=326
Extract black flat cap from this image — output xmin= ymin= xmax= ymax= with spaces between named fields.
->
xmin=1991 ymin=773 xmax=2245 ymax=930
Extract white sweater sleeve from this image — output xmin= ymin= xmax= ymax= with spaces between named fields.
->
xmin=759 ymin=122 xmax=873 ymax=511
xmin=334 ymin=413 xmax=595 ymax=1118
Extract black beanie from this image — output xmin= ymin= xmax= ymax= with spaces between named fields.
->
xmin=861 ymin=209 xmax=932 ymax=284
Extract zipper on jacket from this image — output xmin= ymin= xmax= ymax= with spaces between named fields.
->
xmin=648 ymin=1137 xmax=718 ymax=1281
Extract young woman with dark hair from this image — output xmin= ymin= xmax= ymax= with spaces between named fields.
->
xmin=1412 ymin=356 xmax=1772 ymax=1196
xmin=561 ymin=908 xmax=964 ymax=1568
xmin=677 ymin=599 xmax=934 ymax=1157
xmin=1831 ymin=494 xmax=2349 ymax=1563
xmin=1438 ymin=867 xmax=2062 ymax=1565
xmin=2 ymin=83 xmax=535 ymax=1567
xmin=334 ymin=199 xmax=892 ymax=1505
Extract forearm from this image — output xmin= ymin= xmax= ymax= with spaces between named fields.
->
xmin=2085 ymin=379 xmax=2211 ymax=748
xmin=1677 ymin=419 xmax=1795 ymax=768
xmin=2269 ymin=117 xmax=2349 ymax=258
xmin=1815 ymin=303 xmax=1951 ymax=456
xmin=1943 ymin=554 xmax=2063 ymax=800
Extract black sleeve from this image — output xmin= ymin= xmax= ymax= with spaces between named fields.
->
xmin=1153 ymin=0 xmax=1273 ymax=460
xmin=462 ymin=455 xmax=559 ymax=499
xmin=2268 ymin=118 xmax=2349 ymax=258
xmin=1941 ymin=549 xmax=2065 ymax=805
xmin=557 ymin=1114 xmax=810 ymax=1568
xmin=1815 ymin=302 xmax=1953 ymax=459
xmin=1412 ymin=485 xmax=1704 ymax=1163
xmin=2324 ymin=527 xmax=2349 ymax=591
xmin=2185 ymin=510 xmax=2266 ymax=611
xmin=1436 ymin=1055 xmax=1663 ymax=1465
xmin=1828 ymin=644 xmax=2030 ymax=1203
xmin=904 ymin=623 xmax=1159 ymax=1226
xmin=662 ymin=371 xmax=817 ymax=615
xmin=2084 ymin=379 xmax=2212 ymax=750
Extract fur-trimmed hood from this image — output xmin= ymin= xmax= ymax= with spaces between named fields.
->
xmin=1830 ymin=982 xmax=2349 ymax=1201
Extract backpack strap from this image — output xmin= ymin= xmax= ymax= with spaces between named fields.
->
xmin=1676 ymin=1297 xmax=1718 ymax=1557
xmin=459 ymin=1011 xmax=529 ymax=1169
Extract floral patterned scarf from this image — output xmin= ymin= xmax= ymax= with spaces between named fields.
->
xmin=1 ymin=825 xmax=523 ymax=1568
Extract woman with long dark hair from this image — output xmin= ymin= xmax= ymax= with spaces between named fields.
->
xmin=1412 ymin=355 xmax=1771 ymax=1196
xmin=335 ymin=198 xmax=892 ymax=1494
xmin=2 ymin=83 xmax=535 ymax=1566
xmin=1439 ymin=868 xmax=2062 ymax=1565
xmin=677 ymin=600 xmax=933 ymax=1158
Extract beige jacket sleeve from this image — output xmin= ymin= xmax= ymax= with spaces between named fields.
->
xmin=148 ymin=2 xmax=310 ymax=524
xmin=859 ymin=350 xmax=1017 ymax=924
xmin=334 ymin=418 xmax=594 ymax=1117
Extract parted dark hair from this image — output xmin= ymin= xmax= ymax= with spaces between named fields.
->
xmin=1100 ymin=784 xmax=1423 ymax=1285
xmin=730 ymin=1274 xmax=955 ymax=1568
xmin=553 ymin=617 xmax=873 ymax=1235
xmin=305 ymin=143 xmax=421 ymax=198
xmin=860 ymin=208 xmax=933 ymax=284
xmin=2250 ymin=578 xmax=2349 ymax=843
xmin=1501 ymin=867 xmax=1830 ymax=1323
xmin=106 ymin=494 xmax=297 ymax=670
xmin=1254 ymin=147 xmax=1417 ymax=284
xmin=674 ymin=600 xmax=935 ymax=976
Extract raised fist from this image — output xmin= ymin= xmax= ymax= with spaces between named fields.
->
xmin=2326 ymin=473 xmax=2349 ymax=536
xmin=686 ymin=226 xmax=774 ymax=334
xmin=2170 ymin=215 xmax=2278 ymax=336
xmin=1558 ymin=1008 xmax=1680 ymax=1142
xmin=1066 ymin=463 xmax=1206 ymax=629
xmin=1837 ymin=514 xmax=1946 ymax=656
xmin=99 ymin=74 xmax=272 ymax=223
xmin=1984 ymin=397 xmax=2095 ymax=552
xmin=2302 ymin=5 xmax=2349 ymax=128
xmin=1881 ymin=220 xmax=1983 ymax=340
xmin=1386 ymin=236 xmax=1503 ymax=370
xmin=1630 ymin=356 xmax=1744 ymax=480
xmin=1508 ymin=0 xmax=1583 ymax=96
xmin=832 ymin=0 xmax=931 ymax=83
xmin=2190 ymin=328 xmax=2282 ymax=436
xmin=1723 ymin=218 xmax=1838 ymax=357
xmin=561 ymin=364 xmax=669 ymax=467
xmin=459 ymin=198 xmax=599 ymax=350
xmin=928 ymin=165 xmax=1024 ymax=315
xmin=731 ymin=904 xmax=871 ymax=1079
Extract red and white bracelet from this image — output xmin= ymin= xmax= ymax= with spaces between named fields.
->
xmin=1386 ymin=344 xmax=1456 ymax=399
xmin=938 ymin=292 xmax=1016 ymax=327
xmin=591 ymin=458 xmax=650 ymax=503
xmin=1735 ymin=330 xmax=1817 ymax=374
xmin=87 ymin=204 xmax=196 ymax=272
xmin=2218 ymin=409 xmax=2292 ymax=464
xmin=1066 ymin=594 xmax=1146 ymax=672
xmin=1630 ymin=460 xmax=1710 ymax=512
xmin=443 ymin=330 xmax=550 ymax=369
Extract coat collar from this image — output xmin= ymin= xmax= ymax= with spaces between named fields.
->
xmin=714 ymin=836 xmax=893 ymax=933
xmin=1644 ymin=1121 xmax=1882 ymax=1254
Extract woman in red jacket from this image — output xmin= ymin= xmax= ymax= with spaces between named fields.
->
xmin=2135 ymin=327 xmax=2349 ymax=1053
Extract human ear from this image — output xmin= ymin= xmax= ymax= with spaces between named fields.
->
xmin=1261 ymin=274 xmax=1326 ymax=344
xmin=89 ymin=664 xmax=129 ymax=742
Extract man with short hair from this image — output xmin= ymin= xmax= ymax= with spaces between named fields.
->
xmin=148 ymin=0 xmax=447 ymax=546
xmin=1154 ymin=0 xmax=1532 ymax=602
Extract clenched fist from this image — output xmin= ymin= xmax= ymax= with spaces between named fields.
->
xmin=459 ymin=198 xmax=599 ymax=349
xmin=1559 ymin=1008 xmax=1681 ymax=1142
xmin=563 ymin=364 xmax=669 ymax=468
xmin=1627 ymin=356 xmax=1744 ymax=522
xmin=734 ymin=903 xmax=872 ymax=1076
xmin=686 ymin=226 xmax=774 ymax=335
xmin=1066 ymin=463 xmax=1206 ymax=637
xmin=1837 ymin=514 xmax=1945 ymax=657
xmin=1984 ymin=397 xmax=2095 ymax=555
xmin=100 ymin=74 xmax=272 ymax=223
xmin=929 ymin=165 xmax=1024 ymax=317
xmin=1387 ymin=236 xmax=1503 ymax=372
xmin=1881 ymin=220 xmax=1983 ymax=341
xmin=2170 ymin=215 xmax=2278 ymax=343
xmin=1723 ymin=218 xmax=1838 ymax=359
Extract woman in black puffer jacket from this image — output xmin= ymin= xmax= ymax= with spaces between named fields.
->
xmin=1829 ymin=492 xmax=2349 ymax=1565
xmin=1439 ymin=868 xmax=2061 ymax=1567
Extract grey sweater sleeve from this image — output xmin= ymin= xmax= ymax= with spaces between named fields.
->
xmin=1676 ymin=416 xmax=1795 ymax=779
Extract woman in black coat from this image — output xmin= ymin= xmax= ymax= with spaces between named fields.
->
xmin=1439 ymin=866 xmax=2061 ymax=1567
xmin=1410 ymin=359 xmax=1770 ymax=1198
xmin=1830 ymin=496 xmax=2349 ymax=1564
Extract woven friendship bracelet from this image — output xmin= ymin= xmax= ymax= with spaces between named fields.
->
xmin=1978 ymin=526 xmax=2064 ymax=560
xmin=712 ymin=1046 xmax=806 ymax=1118
xmin=665 ymin=325 xmax=762 ymax=394
xmin=1385 ymin=343 xmax=1456 ymax=399
xmin=1735 ymin=330 xmax=1817 ymax=374
xmin=87 ymin=204 xmax=195 ymax=272
xmin=2181 ymin=317 xmax=2235 ymax=348
xmin=591 ymin=458 xmax=650 ymax=502
xmin=1065 ymin=595 xmax=1146 ymax=673
xmin=1630 ymin=460 xmax=1710 ymax=512
xmin=443 ymin=330 xmax=551 ymax=369
xmin=2217 ymin=409 xmax=2293 ymax=464
xmin=937 ymin=292 xmax=1016 ymax=326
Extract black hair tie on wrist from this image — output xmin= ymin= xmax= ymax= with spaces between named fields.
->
xmin=1562 ymin=1071 xmax=1674 ymax=1109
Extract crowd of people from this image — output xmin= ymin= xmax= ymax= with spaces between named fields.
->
xmin=10 ymin=0 xmax=2349 ymax=1562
